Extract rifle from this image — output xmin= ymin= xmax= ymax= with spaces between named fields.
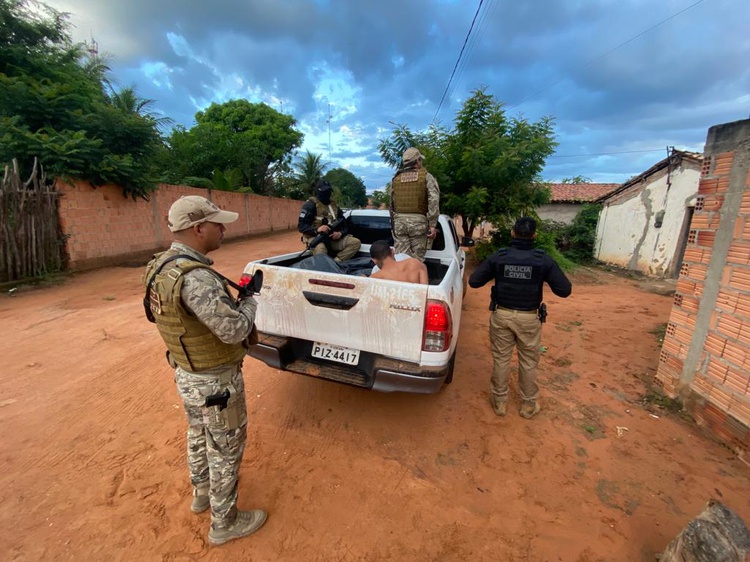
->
xmin=298 ymin=216 xmax=347 ymax=258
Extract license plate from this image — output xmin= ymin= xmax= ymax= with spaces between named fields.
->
xmin=311 ymin=342 xmax=360 ymax=365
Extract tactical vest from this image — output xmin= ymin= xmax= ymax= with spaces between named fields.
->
xmin=492 ymin=248 xmax=546 ymax=311
xmin=144 ymin=250 xmax=247 ymax=371
xmin=310 ymin=198 xmax=339 ymax=229
xmin=392 ymin=168 xmax=428 ymax=214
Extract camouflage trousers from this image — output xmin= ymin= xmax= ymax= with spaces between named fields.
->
xmin=304 ymin=234 xmax=362 ymax=262
xmin=392 ymin=213 xmax=429 ymax=261
xmin=489 ymin=307 xmax=542 ymax=402
xmin=175 ymin=363 xmax=247 ymax=530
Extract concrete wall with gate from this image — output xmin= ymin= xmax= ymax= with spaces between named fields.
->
xmin=656 ymin=118 xmax=750 ymax=455
xmin=55 ymin=180 xmax=302 ymax=271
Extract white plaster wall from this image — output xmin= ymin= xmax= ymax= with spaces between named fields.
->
xmin=595 ymin=165 xmax=700 ymax=277
xmin=537 ymin=203 xmax=581 ymax=224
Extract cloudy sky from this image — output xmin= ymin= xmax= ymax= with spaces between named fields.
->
xmin=44 ymin=0 xmax=749 ymax=191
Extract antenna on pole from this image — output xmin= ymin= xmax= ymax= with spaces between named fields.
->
xmin=85 ymin=33 xmax=99 ymax=57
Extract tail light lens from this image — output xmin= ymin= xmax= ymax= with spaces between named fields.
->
xmin=423 ymin=300 xmax=452 ymax=352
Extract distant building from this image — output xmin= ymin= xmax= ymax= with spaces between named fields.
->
xmin=537 ymin=183 xmax=619 ymax=224
xmin=594 ymin=150 xmax=703 ymax=278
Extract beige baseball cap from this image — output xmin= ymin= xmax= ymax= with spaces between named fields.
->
xmin=167 ymin=195 xmax=239 ymax=232
xmin=402 ymin=147 xmax=424 ymax=165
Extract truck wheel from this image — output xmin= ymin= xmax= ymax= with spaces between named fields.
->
xmin=444 ymin=350 xmax=456 ymax=385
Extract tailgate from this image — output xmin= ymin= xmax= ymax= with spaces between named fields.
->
xmin=247 ymin=264 xmax=429 ymax=362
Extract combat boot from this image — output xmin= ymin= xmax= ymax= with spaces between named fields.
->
xmin=519 ymin=400 xmax=541 ymax=419
xmin=208 ymin=509 xmax=268 ymax=546
xmin=191 ymin=483 xmax=210 ymax=513
xmin=490 ymin=395 xmax=507 ymax=417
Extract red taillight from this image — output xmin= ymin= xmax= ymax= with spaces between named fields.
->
xmin=423 ymin=300 xmax=452 ymax=352
xmin=238 ymin=273 xmax=252 ymax=288
xmin=425 ymin=302 xmax=449 ymax=331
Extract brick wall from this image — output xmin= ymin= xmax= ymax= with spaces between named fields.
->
xmin=56 ymin=180 xmax=302 ymax=271
xmin=656 ymin=119 xmax=750 ymax=453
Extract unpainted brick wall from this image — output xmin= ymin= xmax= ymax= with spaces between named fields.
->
xmin=656 ymin=119 xmax=750 ymax=451
xmin=56 ymin=180 xmax=302 ymax=271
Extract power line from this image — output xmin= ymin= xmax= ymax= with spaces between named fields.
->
xmin=507 ymin=0 xmax=708 ymax=110
xmin=432 ymin=0 xmax=486 ymax=124
xmin=548 ymin=148 xmax=666 ymax=159
xmin=441 ymin=0 xmax=497 ymax=115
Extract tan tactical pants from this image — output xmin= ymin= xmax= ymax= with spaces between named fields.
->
xmin=489 ymin=307 xmax=542 ymax=402
xmin=392 ymin=213 xmax=429 ymax=261
xmin=305 ymin=234 xmax=362 ymax=262
xmin=175 ymin=363 xmax=247 ymax=530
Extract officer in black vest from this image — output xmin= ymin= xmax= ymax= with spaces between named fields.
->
xmin=469 ymin=217 xmax=571 ymax=419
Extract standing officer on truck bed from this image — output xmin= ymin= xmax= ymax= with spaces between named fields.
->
xmin=390 ymin=147 xmax=440 ymax=261
xmin=469 ymin=217 xmax=572 ymax=419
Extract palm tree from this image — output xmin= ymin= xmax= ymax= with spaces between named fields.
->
xmin=292 ymin=150 xmax=328 ymax=195
xmin=184 ymin=168 xmax=245 ymax=192
xmin=109 ymin=85 xmax=174 ymax=130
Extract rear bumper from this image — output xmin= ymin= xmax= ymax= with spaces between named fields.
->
xmin=249 ymin=334 xmax=447 ymax=394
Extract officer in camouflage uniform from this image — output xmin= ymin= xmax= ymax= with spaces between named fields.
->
xmin=143 ymin=195 xmax=267 ymax=546
xmin=298 ymin=179 xmax=361 ymax=262
xmin=469 ymin=217 xmax=572 ymax=419
xmin=390 ymin=147 xmax=440 ymax=261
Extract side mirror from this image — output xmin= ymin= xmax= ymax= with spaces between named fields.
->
xmin=460 ymin=237 xmax=475 ymax=248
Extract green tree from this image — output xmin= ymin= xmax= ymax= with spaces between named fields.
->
xmin=443 ymin=88 xmax=556 ymax=238
xmin=561 ymin=176 xmax=592 ymax=184
xmin=563 ymin=203 xmax=601 ymax=263
xmin=166 ymin=99 xmax=303 ymax=194
xmin=183 ymin=168 xmax=244 ymax=192
xmin=324 ymin=167 xmax=367 ymax=208
xmin=292 ymin=150 xmax=328 ymax=196
xmin=370 ymin=188 xmax=390 ymax=208
xmin=379 ymin=88 xmax=556 ymax=239
xmin=109 ymin=85 xmax=174 ymax=130
xmin=0 ymin=0 xmax=163 ymax=198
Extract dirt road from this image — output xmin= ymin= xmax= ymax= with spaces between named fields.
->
xmin=1 ymin=230 xmax=749 ymax=562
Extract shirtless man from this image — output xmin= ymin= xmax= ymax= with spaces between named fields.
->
xmin=369 ymin=240 xmax=428 ymax=284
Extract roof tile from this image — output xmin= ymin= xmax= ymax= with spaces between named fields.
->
xmin=548 ymin=183 xmax=619 ymax=203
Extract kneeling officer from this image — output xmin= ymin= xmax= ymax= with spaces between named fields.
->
xmin=298 ymin=179 xmax=361 ymax=262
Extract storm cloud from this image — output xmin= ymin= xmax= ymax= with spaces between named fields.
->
xmin=46 ymin=0 xmax=750 ymax=189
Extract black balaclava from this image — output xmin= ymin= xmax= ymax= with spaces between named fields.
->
xmin=317 ymin=180 xmax=332 ymax=205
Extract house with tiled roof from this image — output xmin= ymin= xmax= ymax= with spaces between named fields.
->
xmin=594 ymin=149 xmax=703 ymax=278
xmin=537 ymin=183 xmax=618 ymax=224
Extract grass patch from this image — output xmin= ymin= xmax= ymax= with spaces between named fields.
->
xmin=649 ymin=323 xmax=667 ymax=344
xmin=1 ymin=272 xmax=70 ymax=295
xmin=580 ymin=422 xmax=605 ymax=440
xmin=556 ymin=320 xmax=584 ymax=332
xmin=641 ymin=391 xmax=683 ymax=413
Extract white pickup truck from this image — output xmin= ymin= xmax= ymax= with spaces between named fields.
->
xmin=241 ymin=210 xmax=472 ymax=393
